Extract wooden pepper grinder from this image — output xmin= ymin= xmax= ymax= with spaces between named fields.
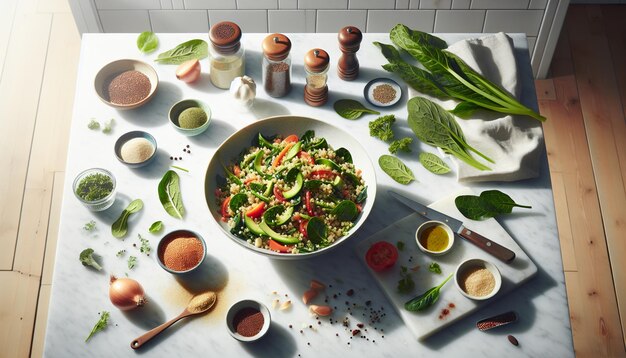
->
xmin=304 ymin=48 xmax=330 ymax=107
xmin=337 ymin=26 xmax=362 ymax=81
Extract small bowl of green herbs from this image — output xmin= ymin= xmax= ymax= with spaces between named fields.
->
xmin=73 ymin=168 xmax=116 ymax=211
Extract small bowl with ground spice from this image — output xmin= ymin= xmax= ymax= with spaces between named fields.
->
xmin=415 ymin=220 xmax=455 ymax=256
xmin=94 ymin=59 xmax=158 ymax=110
xmin=73 ymin=168 xmax=116 ymax=211
xmin=364 ymin=78 xmax=402 ymax=108
xmin=226 ymin=299 xmax=271 ymax=342
xmin=157 ymin=230 xmax=206 ymax=274
xmin=455 ymin=258 xmax=502 ymax=300
xmin=168 ymin=99 xmax=212 ymax=137
xmin=114 ymin=131 xmax=157 ymax=168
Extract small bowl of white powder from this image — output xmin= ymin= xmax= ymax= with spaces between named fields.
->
xmin=114 ymin=131 xmax=157 ymax=168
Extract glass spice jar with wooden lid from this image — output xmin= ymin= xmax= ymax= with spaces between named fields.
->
xmin=304 ymin=48 xmax=330 ymax=107
xmin=262 ymin=33 xmax=292 ymax=98
xmin=209 ymin=21 xmax=245 ymax=89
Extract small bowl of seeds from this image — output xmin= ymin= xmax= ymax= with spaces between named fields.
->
xmin=454 ymin=258 xmax=502 ymax=301
xmin=364 ymin=78 xmax=402 ymax=107
xmin=73 ymin=168 xmax=117 ymax=211
xmin=168 ymin=99 xmax=212 ymax=136
xmin=226 ymin=299 xmax=271 ymax=342
xmin=114 ymin=131 xmax=157 ymax=168
xmin=94 ymin=59 xmax=158 ymax=110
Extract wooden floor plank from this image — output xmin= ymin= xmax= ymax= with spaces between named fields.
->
xmin=31 ymin=284 xmax=51 ymax=358
xmin=0 ymin=11 xmax=52 ymax=270
xmin=36 ymin=0 xmax=71 ymax=13
xmin=545 ymin=172 xmax=576 ymax=271
xmin=0 ymin=271 xmax=41 ymax=358
xmin=566 ymin=6 xmax=626 ymax=346
xmin=42 ymin=172 xmax=64 ymax=285
xmin=0 ymin=0 xmax=18 ymax=82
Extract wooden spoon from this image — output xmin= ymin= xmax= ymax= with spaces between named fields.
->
xmin=130 ymin=291 xmax=217 ymax=349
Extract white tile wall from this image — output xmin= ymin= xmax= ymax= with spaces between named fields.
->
xmin=434 ymin=10 xmax=485 ymax=33
xmin=471 ymin=0 xmax=529 ymax=9
xmin=95 ymin=0 xmax=161 ymax=10
xmin=98 ymin=10 xmax=151 ymax=32
xmin=395 ymin=0 xmax=410 ymax=9
xmin=150 ymin=10 xmax=209 ymax=32
xmin=367 ymin=10 xmax=435 ymax=32
xmin=160 ymin=0 xmax=173 ymax=10
xmin=184 ymin=0 xmax=236 ymax=10
xmin=415 ymin=0 xmax=452 ymax=9
xmin=451 ymin=0 xmax=470 ymax=9
xmin=298 ymin=0 xmax=348 ymax=9
xmin=349 ymin=0 xmax=395 ymax=9
xmin=317 ymin=10 xmax=367 ymax=33
xmin=268 ymin=10 xmax=307 ymax=32
xmin=237 ymin=0 xmax=277 ymax=10
xmin=208 ymin=10 xmax=268 ymax=32
xmin=483 ymin=10 xmax=543 ymax=36
xmin=278 ymin=0 xmax=297 ymax=9
xmin=172 ymin=0 xmax=184 ymax=9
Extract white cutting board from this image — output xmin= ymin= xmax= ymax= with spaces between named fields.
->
xmin=355 ymin=188 xmax=537 ymax=340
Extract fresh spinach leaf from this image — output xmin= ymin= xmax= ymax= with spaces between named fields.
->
xmin=334 ymin=99 xmax=380 ymax=120
xmin=301 ymin=130 xmax=315 ymax=143
xmin=428 ymin=262 xmax=442 ymax=274
xmin=148 ymin=221 xmax=163 ymax=233
xmin=137 ymin=31 xmax=159 ymax=53
xmin=355 ymin=186 xmax=368 ymax=204
xmin=229 ymin=193 xmax=248 ymax=213
xmin=307 ymin=217 xmax=327 ymax=244
xmin=158 ymin=170 xmax=185 ymax=219
xmin=111 ymin=199 xmax=143 ymax=238
xmin=155 ymin=39 xmax=208 ymax=65
xmin=331 ymin=200 xmax=358 ymax=221
xmin=335 ymin=148 xmax=353 ymax=163
xmin=408 ymin=97 xmax=493 ymax=171
xmin=419 ymin=152 xmax=451 ymax=174
xmin=404 ymin=273 xmax=452 ymax=312
xmin=455 ymin=190 xmax=531 ymax=220
xmin=378 ymin=155 xmax=415 ymax=185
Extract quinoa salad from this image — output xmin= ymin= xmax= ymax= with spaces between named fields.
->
xmin=215 ymin=130 xmax=367 ymax=254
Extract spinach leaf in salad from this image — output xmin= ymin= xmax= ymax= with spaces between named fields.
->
xmin=331 ymin=200 xmax=358 ymax=221
xmin=334 ymin=99 xmax=380 ymax=120
xmin=307 ymin=217 xmax=327 ymax=245
xmin=335 ymin=148 xmax=352 ymax=163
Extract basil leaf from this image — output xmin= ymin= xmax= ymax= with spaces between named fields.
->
xmin=331 ymin=200 xmax=358 ymax=221
xmin=148 ymin=221 xmax=163 ymax=233
xmin=404 ymin=273 xmax=452 ymax=312
xmin=355 ymin=186 xmax=368 ymax=204
xmin=137 ymin=31 xmax=159 ymax=54
xmin=229 ymin=193 xmax=248 ymax=213
xmin=307 ymin=217 xmax=327 ymax=244
xmin=335 ymin=148 xmax=352 ymax=164
xmin=333 ymin=99 xmax=380 ymax=120
xmin=155 ymin=39 xmax=208 ymax=65
xmin=378 ymin=155 xmax=415 ymax=185
xmin=111 ymin=199 xmax=143 ymax=238
xmin=158 ymin=170 xmax=185 ymax=219
xmin=454 ymin=190 xmax=531 ymax=221
xmin=419 ymin=152 xmax=451 ymax=174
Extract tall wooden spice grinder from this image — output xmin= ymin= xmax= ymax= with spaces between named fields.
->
xmin=304 ymin=48 xmax=330 ymax=106
xmin=337 ymin=26 xmax=362 ymax=81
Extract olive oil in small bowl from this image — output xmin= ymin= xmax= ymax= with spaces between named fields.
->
xmin=415 ymin=220 xmax=454 ymax=256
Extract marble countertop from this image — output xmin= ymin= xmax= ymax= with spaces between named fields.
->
xmin=43 ymin=33 xmax=573 ymax=357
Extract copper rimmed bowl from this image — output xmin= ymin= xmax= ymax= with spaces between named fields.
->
xmin=204 ymin=115 xmax=377 ymax=260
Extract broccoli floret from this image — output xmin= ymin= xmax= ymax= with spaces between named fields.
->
xmin=87 ymin=119 xmax=100 ymax=130
xmin=369 ymin=115 xmax=396 ymax=142
xmin=389 ymin=137 xmax=413 ymax=154
xmin=80 ymin=248 xmax=102 ymax=271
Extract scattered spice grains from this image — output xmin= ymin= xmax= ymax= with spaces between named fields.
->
xmin=105 ymin=70 xmax=151 ymax=105
xmin=170 ymin=145 xmax=192 ymax=161
xmin=372 ymin=83 xmax=397 ymax=104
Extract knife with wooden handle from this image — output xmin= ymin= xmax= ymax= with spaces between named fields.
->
xmin=389 ymin=190 xmax=516 ymax=263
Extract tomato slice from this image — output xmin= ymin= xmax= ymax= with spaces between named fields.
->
xmin=273 ymin=185 xmax=287 ymax=203
xmin=245 ymin=202 xmax=266 ymax=218
xmin=233 ymin=165 xmax=242 ymax=177
xmin=269 ymin=239 xmax=293 ymax=253
xmin=305 ymin=191 xmax=315 ymax=216
xmin=272 ymin=143 xmax=295 ymax=167
xmin=221 ymin=196 xmax=232 ymax=222
xmin=284 ymin=134 xmax=299 ymax=143
xmin=298 ymin=151 xmax=315 ymax=165
xmin=299 ymin=220 xmax=309 ymax=237
xmin=309 ymin=169 xmax=336 ymax=179
xmin=365 ymin=241 xmax=398 ymax=272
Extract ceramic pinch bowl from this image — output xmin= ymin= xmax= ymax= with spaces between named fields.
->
xmin=94 ymin=59 xmax=158 ymax=110
xmin=226 ymin=300 xmax=271 ymax=342
xmin=168 ymin=99 xmax=212 ymax=136
xmin=114 ymin=131 xmax=157 ymax=168
xmin=156 ymin=230 xmax=207 ymax=275
xmin=364 ymin=77 xmax=402 ymax=107
xmin=454 ymin=258 xmax=502 ymax=301
xmin=415 ymin=220 xmax=455 ymax=256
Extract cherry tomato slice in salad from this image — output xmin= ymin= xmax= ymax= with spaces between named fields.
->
xmin=221 ymin=196 xmax=231 ymax=222
xmin=298 ymin=151 xmax=315 ymax=165
xmin=269 ymin=239 xmax=293 ymax=253
xmin=245 ymin=202 xmax=266 ymax=218
xmin=299 ymin=220 xmax=309 ymax=237
xmin=284 ymin=134 xmax=299 ymax=143
xmin=273 ymin=185 xmax=287 ymax=203
xmin=365 ymin=241 xmax=398 ymax=272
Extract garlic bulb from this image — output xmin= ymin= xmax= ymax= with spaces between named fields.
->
xmin=229 ymin=76 xmax=256 ymax=108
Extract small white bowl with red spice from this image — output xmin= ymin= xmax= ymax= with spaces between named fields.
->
xmin=156 ymin=230 xmax=206 ymax=274
xmin=454 ymin=258 xmax=502 ymax=300
xmin=226 ymin=299 xmax=271 ymax=342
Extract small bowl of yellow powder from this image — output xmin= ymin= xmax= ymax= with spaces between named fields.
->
xmin=168 ymin=99 xmax=211 ymax=136
xmin=455 ymin=258 xmax=502 ymax=300
xmin=415 ymin=220 xmax=454 ymax=256
xmin=114 ymin=131 xmax=157 ymax=168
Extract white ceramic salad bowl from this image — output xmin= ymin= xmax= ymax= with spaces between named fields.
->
xmin=204 ymin=115 xmax=377 ymax=260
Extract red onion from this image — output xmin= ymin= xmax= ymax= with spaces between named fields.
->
xmin=109 ymin=275 xmax=146 ymax=310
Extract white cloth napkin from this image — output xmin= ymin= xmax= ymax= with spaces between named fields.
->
xmin=408 ymin=33 xmax=544 ymax=182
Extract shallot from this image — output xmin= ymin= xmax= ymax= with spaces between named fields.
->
xmin=109 ymin=275 xmax=146 ymax=310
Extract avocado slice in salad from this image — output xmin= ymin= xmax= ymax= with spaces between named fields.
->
xmin=315 ymin=158 xmax=341 ymax=171
xmin=244 ymin=215 xmax=265 ymax=236
xmin=259 ymin=220 xmax=300 ymax=245
xmin=283 ymin=172 xmax=304 ymax=199
xmin=284 ymin=141 xmax=302 ymax=161
xmin=263 ymin=205 xmax=294 ymax=227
